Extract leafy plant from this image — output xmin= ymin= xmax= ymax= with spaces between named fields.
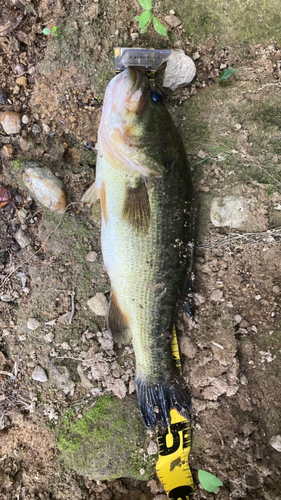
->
xmin=135 ymin=0 xmax=167 ymax=36
xmin=219 ymin=67 xmax=237 ymax=80
xmin=198 ymin=470 xmax=223 ymax=493
xmin=43 ymin=26 xmax=63 ymax=38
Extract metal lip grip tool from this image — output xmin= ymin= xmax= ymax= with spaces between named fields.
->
xmin=114 ymin=47 xmax=171 ymax=86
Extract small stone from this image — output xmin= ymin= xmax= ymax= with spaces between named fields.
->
xmin=15 ymin=64 xmax=26 ymax=75
xmin=269 ymin=435 xmax=281 ymax=452
xmin=19 ymin=137 xmax=31 ymax=151
xmin=32 ymin=123 xmax=41 ymax=134
xmin=0 ymin=111 xmax=21 ymax=134
xmin=211 ymin=195 xmax=246 ymax=229
xmin=86 ymin=251 xmax=97 ymax=262
xmin=192 ymin=51 xmax=200 ymax=60
xmin=28 ymin=66 xmax=35 ymax=75
xmin=163 ymin=49 xmax=196 ymax=91
xmin=108 ymin=379 xmax=127 ymax=399
xmin=255 ymin=294 xmax=261 ymax=301
xmin=16 ymin=76 xmax=27 ymax=87
xmin=210 ymin=289 xmax=224 ymax=302
xmin=2 ymin=145 xmax=14 ymax=157
xmin=27 ymin=317 xmax=40 ymax=330
xmin=13 ymin=85 xmax=20 ymax=94
xmin=139 ymin=468 xmax=145 ymax=476
xmin=164 ymin=14 xmax=182 ymax=27
xmin=0 ymin=92 xmax=8 ymax=104
xmin=87 ymin=293 xmax=108 ymax=316
xmin=239 ymin=374 xmax=248 ymax=385
xmin=147 ymin=440 xmax=158 ymax=455
xmin=273 ymin=285 xmax=280 ymax=294
xmin=32 ymin=365 xmax=48 ymax=382
xmin=0 ymin=294 xmax=13 ymax=302
xmin=14 ymin=229 xmax=32 ymax=248
xmin=22 ymin=114 xmax=29 ymax=124
xmin=130 ymin=32 xmax=138 ymax=42
xmin=234 ymin=314 xmax=242 ymax=324
xmin=179 ymin=336 xmax=197 ymax=358
xmin=22 ymin=162 xmax=67 ymax=213
xmin=44 ymin=332 xmax=54 ymax=343
xmin=42 ymin=123 xmax=50 ymax=133
xmin=153 ymin=496 xmax=167 ymax=500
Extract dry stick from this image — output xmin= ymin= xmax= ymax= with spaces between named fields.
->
xmin=197 ymin=227 xmax=281 ymax=250
xmin=69 ymin=290 xmax=75 ymax=324
xmin=0 ymin=202 xmax=80 ymax=290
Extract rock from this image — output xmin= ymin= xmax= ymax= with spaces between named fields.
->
xmin=269 ymin=435 xmax=281 ymax=452
xmin=0 ymin=294 xmax=13 ymax=302
xmin=0 ymin=92 xmax=8 ymax=104
xmin=0 ymin=111 xmax=21 ymax=134
xmin=87 ymin=292 xmax=108 ymax=316
xmin=147 ymin=440 xmax=158 ymax=455
xmin=28 ymin=66 xmax=35 ymax=76
xmin=179 ymin=336 xmax=197 ymax=358
xmin=27 ymin=317 xmax=40 ymax=330
xmin=273 ymin=285 xmax=280 ymax=294
xmin=58 ymin=395 xmax=156 ymax=480
xmin=211 ymin=196 xmax=246 ymax=229
xmin=22 ymin=114 xmax=29 ymax=124
xmin=86 ymin=251 xmax=97 ymax=262
xmin=14 ymin=229 xmax=32 ymax=248
xmin=163 ymin=50 xmax=196 ymax=91
xmin=192 ymin=51 xmax=200 ymax=60
xmin=164 ymin=14 xmax=182 ymax=27
xmin=19 ymin=137 xmax=31 ymax=151
xmin=99 ymin=336 xmax=114 ymax=351
xmin=22 ymin=162 xmax=67 ymax=214
xmin=2 ymin=144 xmax=14 ymax=157
xmin=32 ymin=365 xmax=48 ymax=382
xmin=234 ymin=314 xmax=242 ymax=324
xmin=210 ymin=289 xmax=224 ymax=302
xmin=47 ymin=361 xmax=75 ymax=395
xmin=16 ymin=76 xmax=27 ymax=87
xmin=15 ymin=64 xmax=26 ymax=75
xmin=107 ymin=379 xmax=127 ymax=399
xmin=32 ymin=123 xmax=41 ymax=134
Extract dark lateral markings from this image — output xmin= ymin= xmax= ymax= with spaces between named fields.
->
xmin=168 ymin=485 xmax=193 ymax=500
xmin=158 ymin=421 xmax=191 ymax=456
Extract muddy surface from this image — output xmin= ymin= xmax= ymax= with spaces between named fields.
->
xmin=1 ymin=0 xmax=281 ymax=499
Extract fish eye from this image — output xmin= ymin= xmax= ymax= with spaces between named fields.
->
xmin=151 ymin=91 xmax=163 ymax=104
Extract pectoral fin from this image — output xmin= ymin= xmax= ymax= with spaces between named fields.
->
xmin=81 ymin=182 xmax=99 ymax=204
xmin=107 ymin=292 xmax=131 ymax=345
xmin=122 ymin=179 xmax=150 ymax=233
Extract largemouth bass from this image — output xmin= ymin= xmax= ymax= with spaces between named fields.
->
xmin=83 ymin=68 xmax=194 ymax=431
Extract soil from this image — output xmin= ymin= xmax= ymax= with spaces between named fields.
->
xmin=1 ymin=0 xmax=281 ymax=499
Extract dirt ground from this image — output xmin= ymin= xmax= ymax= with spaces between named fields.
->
xmin=1 ymin=0 xmax=281 ymax=499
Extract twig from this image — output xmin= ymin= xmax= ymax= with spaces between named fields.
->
xmin=69 ymin=291 xmax=75 ymax=324
xmin=0 ymin=202 xmax=80 ymax=290
xmin=196 ymin=227 xmax=281 ymax=250
xmin=0 ymin=370 xmax=14 ymax=378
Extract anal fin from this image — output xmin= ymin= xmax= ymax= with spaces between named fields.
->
xmin=122 ymin=179 xmax=150 ymax=233
xmin=107 ymin=291 xmax=131 ymax=345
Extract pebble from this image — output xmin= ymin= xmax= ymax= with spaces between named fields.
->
xmin=15 ymin=64 xmax=26 ymax=75
xmin=211 ymin=195 xmax=246 ymax=229
xmin=27 ymin=318 xmax=40 ymax=330
xmin=0 ymin=92 xmax=8 ymax=104
xmin=164 ymin=14 xmax=182 ymax=27
xmin=273 ymin=285 xmax=280 ymax=294
xmin=22 ymin=163 xmax=67 ymax=213
xmin=87 ymin=293 xmax=108 ymax=316
xmin=2 ymin=145 xmax=14 ymax=157
xmin=210 ymin=289 xmax=224 ymax=302
xmin=147 ymin=440 xmax=158 ymax=455
xmin=86 ymin=251 xmax=97 ymax=262
xmin=269 ymin=435 xmax=281 ymax=452
xmin=44 ymin=332 xmax=54 ymax=342
xmin=99 ymin=337 xmax=114 ymax=351
xmin=32 ymin=123 xmax=41 ymax=134
xmin=234 ymin=314 xmax=242 ymax=324
xmin=19 ymin=137 xmax=31 ymax=151
xmin=0 ymin=294 xmax=13 ymax=302
xmin=192 ymin=51 xmax=200 ymax=60
xmin=22 ymin=115 xmax=29 ymax=124
xmin=0 ymin=111 xmax=21 ymax=134
xmin=16 ymin=76 xmax=27 ymax=87
xmin=32 ymin=365 xmax=48 ymax=382
xmin=153 ymin=496 xmax=167 ymax=500
xmin=28 ymin=66 xmax=35 ymax=75
xmin=163 ymin=49 xmax=196 ymax=91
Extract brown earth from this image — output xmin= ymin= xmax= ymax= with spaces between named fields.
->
xmin=1 ymin=0 xmax=281 ymax=499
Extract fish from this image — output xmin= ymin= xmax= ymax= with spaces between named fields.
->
xmin=82 ymin=68 xmax=194 ymax=431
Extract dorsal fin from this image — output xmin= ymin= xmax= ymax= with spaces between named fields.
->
xmin=107 ymin=291 xmax=131 ymax=345
xmin=122 ymin=179 xmax=150 ymax=234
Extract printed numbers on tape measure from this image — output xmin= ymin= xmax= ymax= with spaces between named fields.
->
xmin=158 ymin=421 xmax=190 ymax=456
xmin=168 ymin=485 xmax=193 ymax=500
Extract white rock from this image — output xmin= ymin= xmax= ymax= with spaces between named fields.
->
xmin=210 ymin=289 xmax=224 ymax=302
xmin=108 ymin=379 xmax=127 ymax=399
xmin=32 ymin=365 xmax=48 ymax=382
xmin=211 ymin=195 xmax=246 ymax=229
xmin=22 ymin=163 xmax=67 ymax=214
xmin=147 ymin=440 xmax=158 ymax=455
xmin=22 ymin=115 xmax=29 ymax=124
xmin=27 ymin=318 xmax=40 ymax=330
xmin=163 ymin=50 xmax=196 ymax=91
xmin=0 ymin=111 xmax=21 ymax=134
xmin=87 ymin=293 xmax=108 ymax=316
xmin=234 ymin=314 xmax=242 ymax=324
xmin=86 ymin=251 xmax=97 ymax=262
xmin=0 ymin=294 xmax=13 ymax=302
xmin=270 ymin=435 xmax=281 ymax=452
xmin=99 ymin=336 xmax=114 ymax=350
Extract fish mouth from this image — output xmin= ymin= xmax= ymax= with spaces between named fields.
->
xmin=124 ymin=68 xmax=150 ymax=113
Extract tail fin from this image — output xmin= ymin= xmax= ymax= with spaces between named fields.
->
xmin=135 ymin=378 xmax=192 ymax=432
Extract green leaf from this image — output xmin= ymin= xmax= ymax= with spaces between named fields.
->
xmin=198 ymin=470 xmax=223 ymax=493
xmin=219 ymin=67 xmax=237 ymax=80
xmin=42 ymin=28 xmax=52 ymax=35
xmin=140 ymin=23 xmax=150 ymax=33
xmin=139 ymin=10 xmax=152 ymax=28
xmin=52 ymin=26 xmax=58 ymax=32
xmin=135 ymin=15 xmax=141 ymax=21
xmin=153 ymin=17 xmax=167 ymax=36
xmin=137 ymin=0 xmax=152 ymax=10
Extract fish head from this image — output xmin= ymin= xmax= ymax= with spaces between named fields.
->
xmin=99 ymin=68 xmax=177 ymax=177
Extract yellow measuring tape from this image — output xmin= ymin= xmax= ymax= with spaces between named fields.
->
xmin=156 ymin=327 xmax=194 ymax=499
